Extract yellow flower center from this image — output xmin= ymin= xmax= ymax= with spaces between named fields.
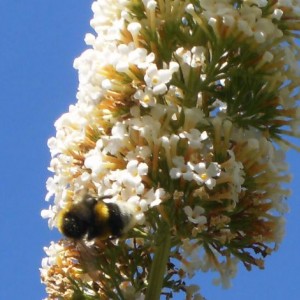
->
xmin=200 ymin=173 xmax=208 ymax=180
xmin=152 ymin=76 xmax=159 ymax=84
xmin=143 ymin=95 xmax=150 ymax=103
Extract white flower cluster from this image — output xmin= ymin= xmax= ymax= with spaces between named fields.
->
xmin=186 ymin=0 xmax=297 ymax=43
xmin=42 ymin=0 xmax=299 ymax=297
xmin=170 ymin=158 xmax=221 ymax=189
xmin=40 ymin=242 xmax=64 ymax=279
xmin=43 ymin=0 xmax=296 ymax=240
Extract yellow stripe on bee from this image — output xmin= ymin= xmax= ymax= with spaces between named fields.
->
xmin=56 ymin=205 xmax=73 ymax=234
xmin=94 ymin=202 xmax=110 ymax=221
xmin=56 ymin=210 xmax=65 ymax=233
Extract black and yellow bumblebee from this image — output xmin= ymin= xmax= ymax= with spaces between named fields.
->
xmin=57 ymin=195 xmax=136 ymax=240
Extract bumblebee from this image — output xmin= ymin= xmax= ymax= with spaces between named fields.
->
xmin=57 ymin=195 xmax=136 ymax=240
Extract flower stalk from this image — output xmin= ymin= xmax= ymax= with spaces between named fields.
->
xmin=145 ymin=222 xmax=171 ymax=300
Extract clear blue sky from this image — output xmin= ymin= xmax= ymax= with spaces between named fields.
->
xmin=0 ymin=1 xmax=299 ymax=299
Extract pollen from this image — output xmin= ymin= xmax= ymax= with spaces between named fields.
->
xmin=151 ymin=76 xmax=159 ymax=84
xmin=200 ymin=173 xmax=208 ymax=180
xmin=143 ymin=95 xmax=150 ymax=103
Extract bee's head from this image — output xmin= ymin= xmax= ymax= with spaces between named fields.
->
xmin=57 ymin=199 xmax=95 ymax=240
xmin=59 ymin=211 xmax=89 ymax=239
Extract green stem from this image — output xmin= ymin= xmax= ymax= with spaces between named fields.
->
xmin=145 ymin=223 xmax=171 ymax=300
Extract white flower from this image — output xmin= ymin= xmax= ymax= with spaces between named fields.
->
xmin=175 ymin=46 xmax=205 ymax=70
xmin=144 ymin=63 xmax=178 ymax=95
xmin=84 ymin=33 xmax=96 ymax=46
xmin=185 ymin=285 xmax=204 ymax=300
xmin=113 ymin=160 xmax=148 ymax=191
xmin=104 ymin=122 xmax=129 ymax=155
xmin=144 ymin=188 xmax=165 ymax=208
xmin=90 ymin=0 xmax=127 ymax=40
xmin=129 ymin=48 xmax=155 ymax=69
xmin=41 ymin=205 xmax=58 ymax=229
xmin=45 ymin=177 xmax=58 ymax=201
xmin=127 ymin=195 xmax=146 ymax=224
xmin=191 ymin=46 xmax=206 ymax=67
xmin=185 ymin=3 xmax=195 ymax=14
xmin=187 ymin=162 xmax=221 ymax=189
xmin=40 ymin=241 xmax=65 ymax=277
xmin=212 ymin=257 xmax=239 ymax=289
xmin=127 ymin=22 xmax=141 ymax=35
xmin=114 ymin=43 xmax=136 ymax=72
xmin=73 ymin=49 xmax=106 ymax=103
xmin=253 ymin=18 xmax=277 ymax=43
xmin=179 ymin=129 xmax=208 ymax=149
xmin=84 ymin=147 xmax=106 ymax=177
xmin=142 ymin=0 xmax=157 ymax=10
xmin=133 ymin=87 xmax=156 ymax=107
xmin=184 ymin=206 xmax=207 ymax=225
xmin=272 ymin=8 xmax=283 ymax=20
xmin=180 ymin=239 xmax=203 ymax=278
xmin=126 ymin=146 xmax=152 ymax=161
xmin=129 ymin=114 xmax=162 ymax=143
xmin=170 ymin=158 xmax=221 ymax=189
xmin=170 ymin=156 xmax=188 ymax=179
xmin=127 ymin=160 xmax=148 ymax=176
